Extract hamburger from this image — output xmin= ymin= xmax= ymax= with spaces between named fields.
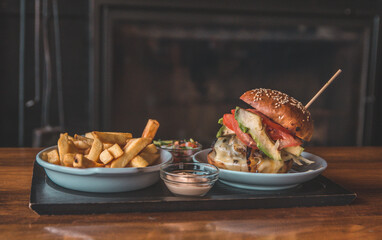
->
xmin=208 ymin=88 xmax=314 ymax=173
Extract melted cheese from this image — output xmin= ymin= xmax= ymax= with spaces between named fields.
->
xmin=214 ymin=136 xmax=248 ymax=172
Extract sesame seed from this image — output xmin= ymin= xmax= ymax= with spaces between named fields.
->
xmin=251 ymin=88 xmax=311 ymax=121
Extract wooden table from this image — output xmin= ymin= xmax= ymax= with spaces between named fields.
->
xmin=1 ymin=147 xmax=381 ymax=239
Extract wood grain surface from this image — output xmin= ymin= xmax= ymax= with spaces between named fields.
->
xmin=1 ymin=147 xmax=382 ymax=239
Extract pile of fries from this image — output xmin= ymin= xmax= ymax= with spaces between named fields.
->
xmin=40 ymin=119 xmax=161 ymax=168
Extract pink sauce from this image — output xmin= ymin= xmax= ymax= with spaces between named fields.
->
xmin=164 ymin=172 xmax=212 ymax=196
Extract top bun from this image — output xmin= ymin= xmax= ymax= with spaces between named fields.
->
xmin=240 ymin=88 xmax=313 ymax=141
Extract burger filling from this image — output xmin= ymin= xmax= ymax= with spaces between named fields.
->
xmin=214 ymin=107 xmax=312 ymax=173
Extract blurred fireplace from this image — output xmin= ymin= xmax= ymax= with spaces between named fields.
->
xmin=90 ymin=1 xmax=378 ymax=147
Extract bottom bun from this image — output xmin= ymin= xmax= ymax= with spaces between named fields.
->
xmin=207 ymin=151 xmax=229 ymax=169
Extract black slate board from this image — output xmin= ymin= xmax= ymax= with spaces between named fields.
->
xmin=29 ymin=161 xmax=357 ymax=215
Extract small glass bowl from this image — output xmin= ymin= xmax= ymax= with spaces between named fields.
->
xmin=160 ymin=162 xmax=219 ymax=197
xmin=157 ymin=141 xmax=202 ymax=163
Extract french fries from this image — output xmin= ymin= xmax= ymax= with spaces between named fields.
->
xmin=103 ymin=143 xmax=113 ymax=149
xmin=142 ymin=119 xmax=160 ymax=139
xmin=63 ymin=153 xmax=76 ymax=167
xmin=141 ymin=144 xmax=158 ymax=154
xmin=110 ymin=138 xmax=152 ymax=168
xmin=86 ymin=136 xmax=103 ymax=161
xmin=46 ymin=149 xmax=60 ymax=165
xmin=42 ymin=119 xmax=162 ymax=169
xmin=85 ymin=132 xmax=94 ymax=139
xmin=140 ymin=143 xmax=160 ymax=165
xmin=57 ymin=133 xmax=77 ymax=165
xmin=84 ymin=147 xmax=91 ymax=155
xmin=127 ymin=155 xmax=149 ymax=168
xmin=73 ymin=154 xmax=104 ymax=168
xmin=73 ymin=140 xmax=91 ymax=150
xmin=92 ymin=131 xmax=132 ymax=145
xmin=74 ymin=134 xmax=94 ymax=145
xmin=140 ymin=152 xmax=160 ymax=165
xmin=108 ymin=144 xmax=124 ymax=158
xmin=123 ymin=138 xmax=134 ymax=150
xmin=99 ymin=149 xmax=114 ymax=164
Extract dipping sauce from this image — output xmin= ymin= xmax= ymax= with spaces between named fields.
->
xmin=160 ymin=163 xmax=219 ymax=197
xmin=164 ymin=171 xmax=211 ymax=196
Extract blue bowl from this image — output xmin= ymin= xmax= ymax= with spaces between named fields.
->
xmin=36 ymin=146 xmax=172 ymax=193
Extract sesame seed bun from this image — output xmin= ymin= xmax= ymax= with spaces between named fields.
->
xmin=240 ymin=88 xmax=314 ymax=141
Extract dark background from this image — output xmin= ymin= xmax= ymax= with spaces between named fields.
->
xmin=1 ymin=0 xmax=382 ymax=147
xmin=0 ymin=0 xmax=89 ymax=146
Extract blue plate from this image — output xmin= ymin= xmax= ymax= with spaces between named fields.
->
xmin=36 ymin=146 xmax=172 ymax=193
xmin=193 ymin=148 xmax=327 ymax=190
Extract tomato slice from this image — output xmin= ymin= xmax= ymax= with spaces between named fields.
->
xmin=266 ymin=126 xmax=301 ymax=148
xmin=222 ymin=108 xmax=301 ymax=150
xmin=245 ymin=109 xmax=302 ymax=148
xmin=222 ymin=114 xmax=258 ymax=149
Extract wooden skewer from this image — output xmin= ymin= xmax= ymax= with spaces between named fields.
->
xmin=305 ymin=69 xmax=342 ymax=109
